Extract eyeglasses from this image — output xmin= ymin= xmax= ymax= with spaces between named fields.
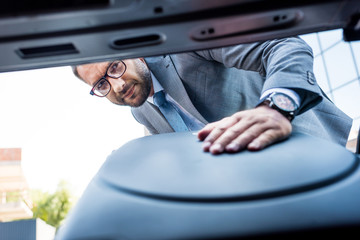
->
xmin=90 ymin=60 xmax=127 ymax=97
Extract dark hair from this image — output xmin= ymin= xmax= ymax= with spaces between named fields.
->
xmin=71 ymin=65 xmax=85 ymax=82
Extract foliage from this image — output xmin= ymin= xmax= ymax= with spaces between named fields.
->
xmin=31 ymin=180 xmax=75 ymax=230
xmin=5 ymin=191 xmax=22 ymax=202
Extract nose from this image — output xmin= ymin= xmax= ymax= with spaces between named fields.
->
xmin=109 ymin=77 xmax=125 ymax=93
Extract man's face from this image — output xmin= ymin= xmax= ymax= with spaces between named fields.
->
xmin=77 ymin=58 xmax=153 ymax=107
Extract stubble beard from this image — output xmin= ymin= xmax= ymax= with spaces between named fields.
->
xmin=113 ymin=60 xmax=152 ymax=107
xmin=129 ymin=60 xmax=152 ymax=107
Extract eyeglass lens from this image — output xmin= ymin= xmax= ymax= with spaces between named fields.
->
xmin=94 ymin=79 xmax=111 ymax=96
xmin=92 ymin=61 xmax=126 ymax=97
xmin=107 ymin=61 xmax=126 ymax=78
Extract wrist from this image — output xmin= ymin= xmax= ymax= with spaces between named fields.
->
xmin=259 ymin=92 xmax=299 ymax=122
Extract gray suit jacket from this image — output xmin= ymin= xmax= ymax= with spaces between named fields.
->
xmin=132 ymin=37 xmax=352 ymax=146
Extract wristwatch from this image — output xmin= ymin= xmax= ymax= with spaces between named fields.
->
xmin=260 ymin=92 xmax=299 ymax=122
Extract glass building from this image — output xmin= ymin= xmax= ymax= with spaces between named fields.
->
xmin=300 ymin=29 xmax=360 ymax=151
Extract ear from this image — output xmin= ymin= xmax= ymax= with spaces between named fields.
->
xmin=139 ymin=58 xmax=146 ymax=64
xmin=138 ymin=58 xmax=149 ymax=69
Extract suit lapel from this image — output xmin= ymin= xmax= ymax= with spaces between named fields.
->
xmin=132 ymin=101 xmax=173 ymax=134
xmin=145 ymin=56 xmax=208 ymax=125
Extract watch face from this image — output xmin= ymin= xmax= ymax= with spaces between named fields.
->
xmin=272 ymin=93 xmax=297 ymax=111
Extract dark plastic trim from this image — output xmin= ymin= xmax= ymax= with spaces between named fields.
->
xmin=109 ymin=34 xmax=165 ymax=50
xmin=16 ymin=43 xmax=79 ymax=59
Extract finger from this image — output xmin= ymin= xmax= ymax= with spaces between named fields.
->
xmin=222 ymin=120 xmax=271 ymax=153
xmin=247 ymin=129 xmax=285 ymax=151
xmin=225 ymin=113 xmax=291 ymax=153
xmin=247 ymin=127 xmax=290 ymax=151
xmin=224 ymin=109 xmax=291 ymax=153
xmin=209 ymin=118 xmax=257 ymax=154
xmin=197 ymin=122 xmax=217 ymax=141
xmin=201 ymin=116 xmax=240 ymax=152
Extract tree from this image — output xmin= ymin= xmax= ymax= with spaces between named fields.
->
xmin=31 ymin=180 xmax=76 ymax=230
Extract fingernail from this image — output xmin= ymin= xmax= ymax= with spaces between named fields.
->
xmin=249 ymin=141 xmax=260 ymax=149
xmin=226 ymin=143 xmax=240 ymax=152
xmin=210 ymin=143 xmax=224 ymax=153
xmin=202 ymin=141 xmax=211 ymax=151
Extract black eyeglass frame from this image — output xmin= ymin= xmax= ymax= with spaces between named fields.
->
xmin=90 ymin=60 xmax=127 ymax=97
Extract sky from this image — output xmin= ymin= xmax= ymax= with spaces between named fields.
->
xmin=0 ymin=66 xmax=144 ymax=197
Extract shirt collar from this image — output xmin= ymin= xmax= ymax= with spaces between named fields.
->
xmin=148 ymin=72 xmax=163 ymax=103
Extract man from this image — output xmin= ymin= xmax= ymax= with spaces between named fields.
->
xmin=73 ymin=37 xmax=352 ymax=154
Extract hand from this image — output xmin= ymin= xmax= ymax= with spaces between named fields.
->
xmin=197 ymin=105 xmax=292 ymax=154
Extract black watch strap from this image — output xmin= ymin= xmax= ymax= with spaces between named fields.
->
xmin=259 ymin=92 xmax=298 ymax=122
xmin=261 ymin=99 xmax=295 ymax=122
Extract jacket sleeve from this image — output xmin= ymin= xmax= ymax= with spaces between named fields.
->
xmin=194 ymin=37 xmax=323 ymax=115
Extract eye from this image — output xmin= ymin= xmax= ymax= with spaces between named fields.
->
xmin=96 ymin=79 xmax=108 ymax=91
xmin=107 ymin=61 xmax=126 ymax=77
xmin=108 ymin=62 xmax=119 ymax=75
